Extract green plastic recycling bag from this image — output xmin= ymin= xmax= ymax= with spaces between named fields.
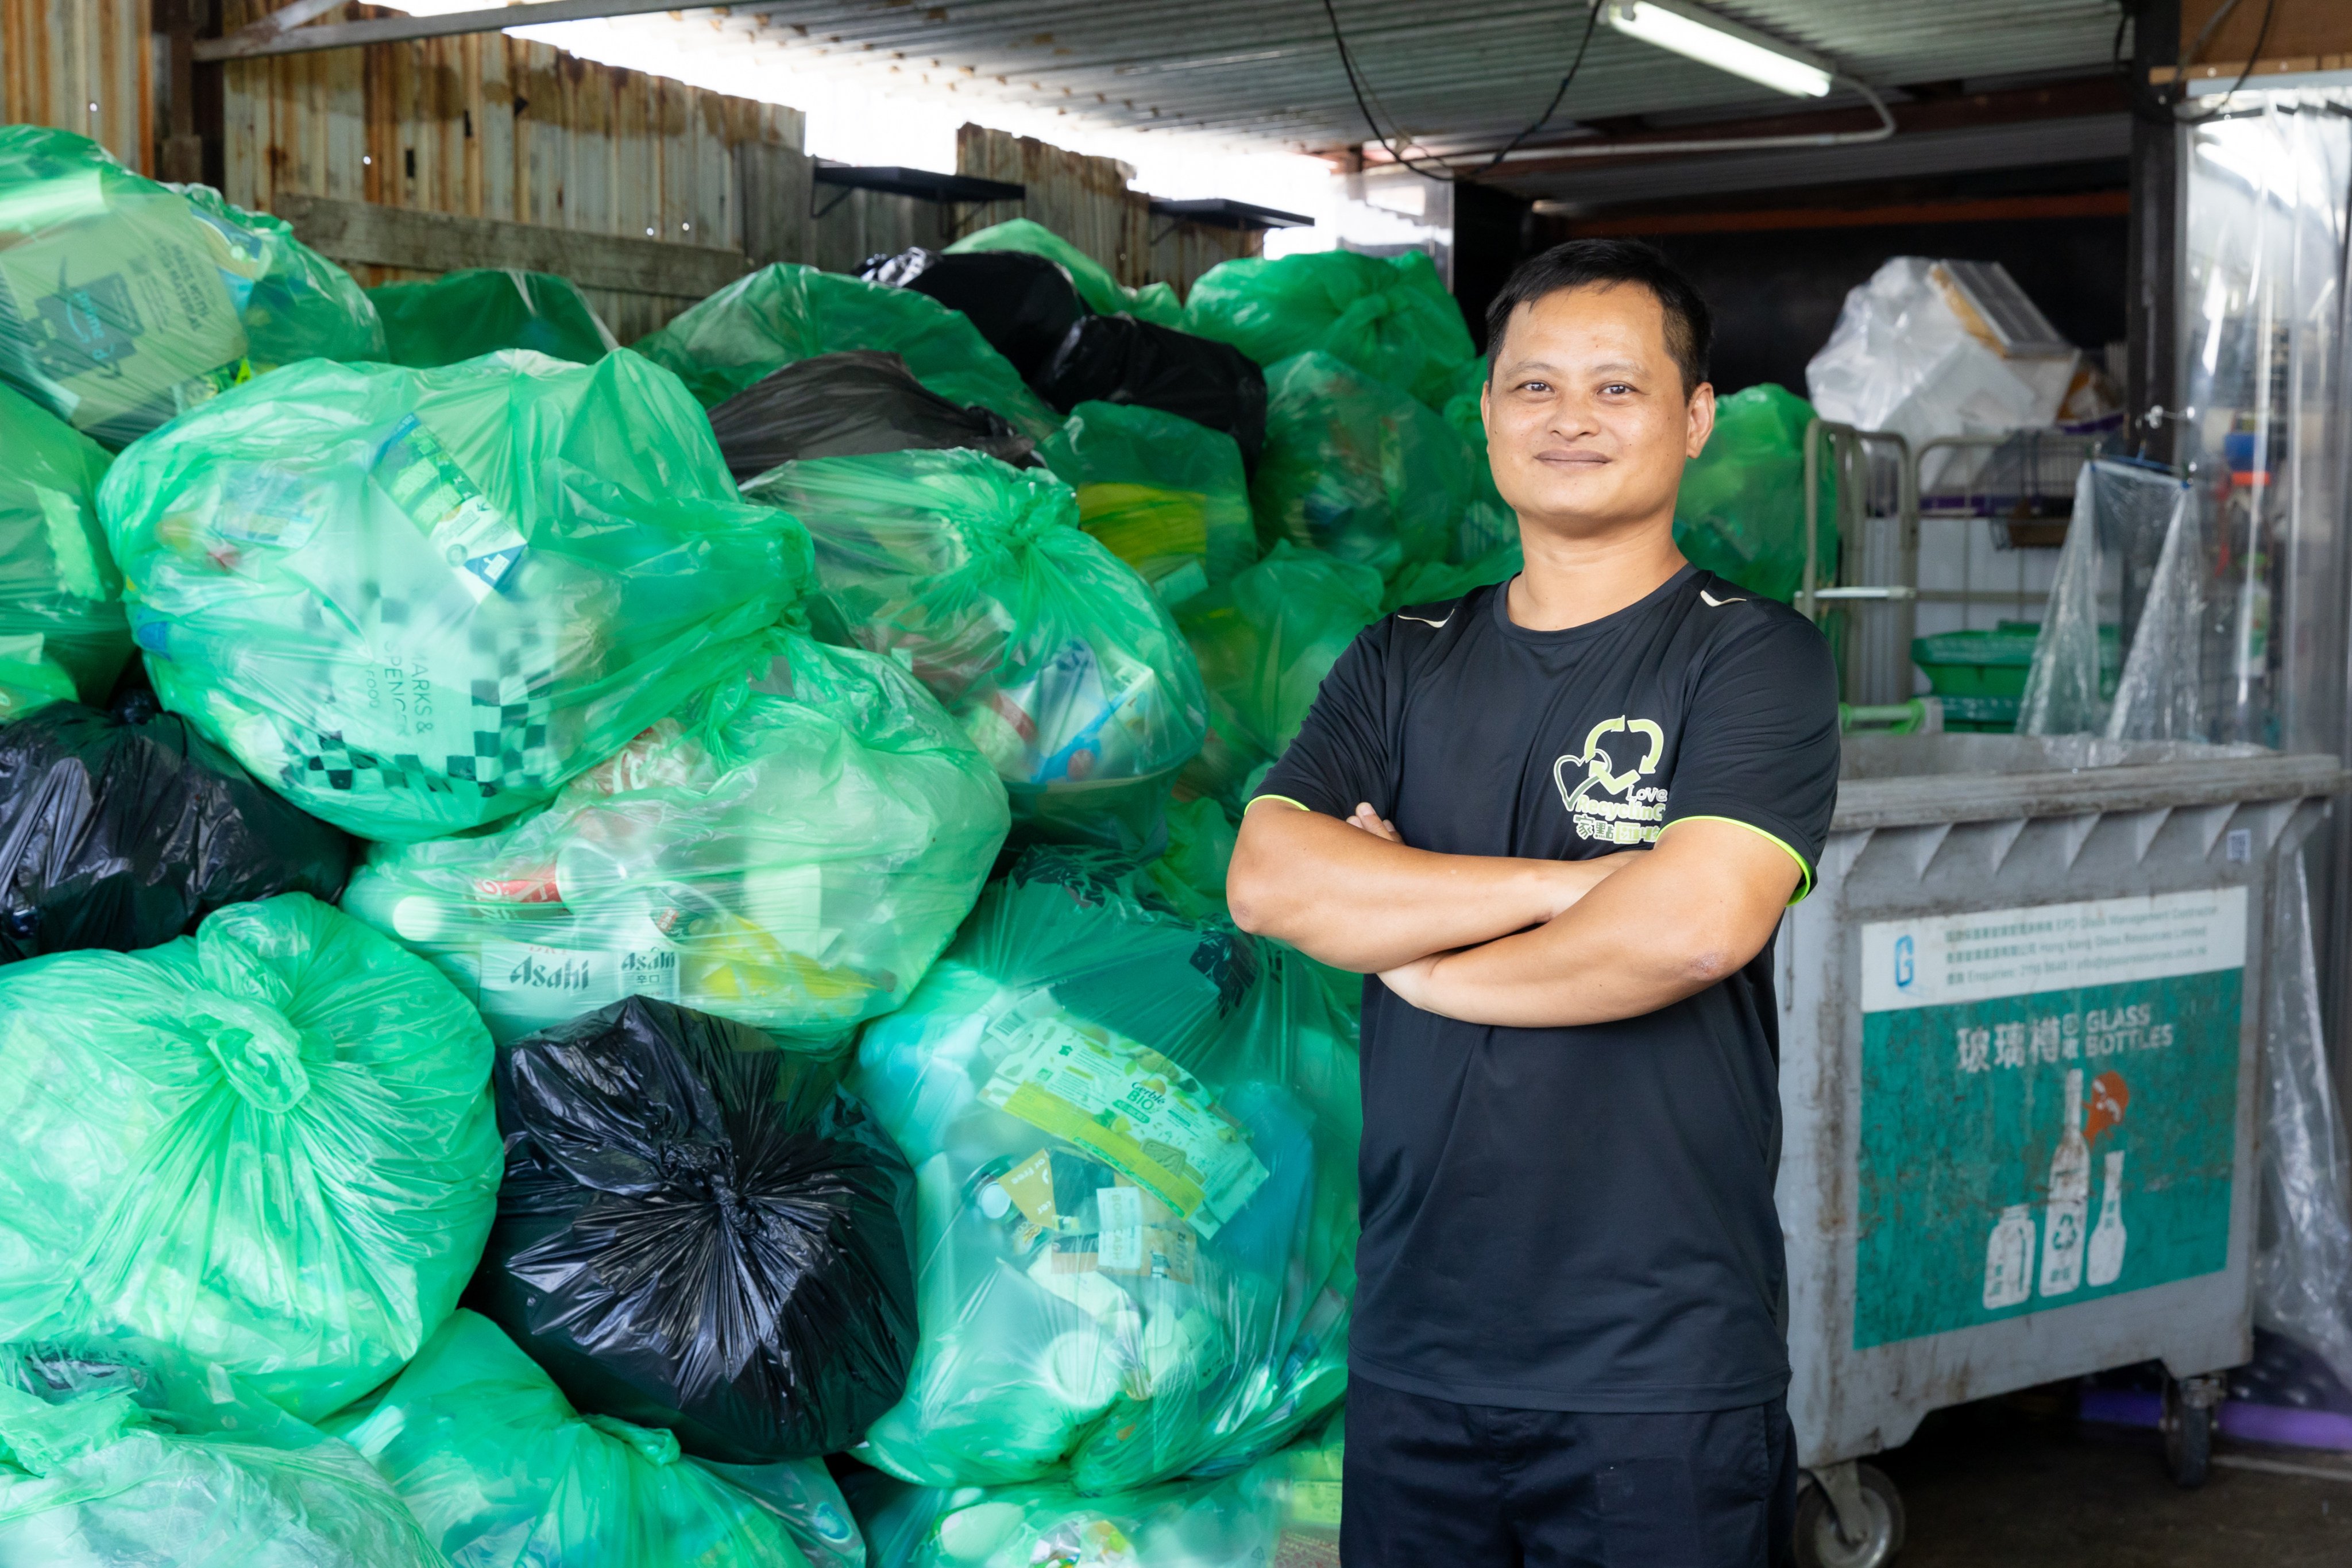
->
xmin=370 ymin=268 xmax=617 ymax=369
xmin=0 ymin=643 xmax=79 ymax=721
xmin=1177 ymin=542 xmax=1384 ymax=811
xmin=99 ymin=347 xmax=804 ymax=841
xmin=343 ymin=623 xmax=1010 ymax=1052
xmin=853 ymin=1390 xmax=1345 ymax=1567
xmin=0 ymin=1350 xmax=445 ymax=1568
xmin=1674 ymin=383 xmax=1837 ymax=604
xmin=851 ymin=851 xmax=1357 ymax=1494
xmin=170 ymin=183 xmax=387 ymax=372
xmin=1252 ymin=352 xmax=1474 ymax=576
xmin=0 ymin=893 xmax=500 ymax=1422
xmin=635 ymin=263 xmax=1060 ymax=438
xmin=337 ymin=1310 xmax=865 ymax=1568
xmin=1037 ymin=401 xmax=1256 ymax=608
xmin=944 ymin=219 xmax=1185 ymax=328
xmin=0 ymin=383 xmax=129 ymax=702
xmin=743 ymin=450 xmax=1207 ymax=853
xmin=1438 ymin=355 xmax=1518 ymax=562
xmin=0 ymin=126 xmax=381 ymax=446
xmin=1185 ymin=248 xmax=1472 ymax=410
xmin=1381 ymin=541 xmax=1521 ymax=615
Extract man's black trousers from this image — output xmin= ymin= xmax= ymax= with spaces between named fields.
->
xmin=1339 ymin=1378 xmax=1798 ymax=1567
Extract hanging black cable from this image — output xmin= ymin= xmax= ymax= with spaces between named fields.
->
xmin=1320 ymin=0 xmax=1604 ymax=183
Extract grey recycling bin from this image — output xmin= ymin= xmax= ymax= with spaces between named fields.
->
xmin=1776 ymin=733 xmax=2347 ymax=1566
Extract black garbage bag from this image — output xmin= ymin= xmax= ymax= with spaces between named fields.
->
xmin=1036 ymin=315 xmax=1269 ymax=470
xmin=0 ymin=694 xmax=356 ymax=961
xmin=862 ymin=247 xmax=1085 ymax=383
xmin=706 ymin=350 xmax=1039 ymax=484
xmin=468 ymin=995 xmax=922 ymax=1464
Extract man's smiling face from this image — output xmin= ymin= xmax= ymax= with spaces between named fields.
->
xmin=1482 ymin=281 xmax=1714 ymax=543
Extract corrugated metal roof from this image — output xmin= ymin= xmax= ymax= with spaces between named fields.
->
xmin=698 ymin=0 xmax=2130 ymax=155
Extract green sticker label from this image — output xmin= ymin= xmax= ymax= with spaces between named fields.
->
xmin=1854 ymin=889 xmax=2246 ymax=1349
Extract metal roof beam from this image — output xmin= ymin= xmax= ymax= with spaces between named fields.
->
xmin=193 ymin=0 xmax=725 ymax=61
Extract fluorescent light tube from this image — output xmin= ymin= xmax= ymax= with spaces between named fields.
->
xmin=1603 ymin=1 xmax=1835 ymax=98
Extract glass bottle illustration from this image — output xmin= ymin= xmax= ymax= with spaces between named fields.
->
xmin=2038 ymin=1068 xmax=2090 ymax=1297
xmin=1983 ymin=1204 xmax=2036 ymax=1310
xmin=2087 ymin=1149 xmax=2127 ymax=1288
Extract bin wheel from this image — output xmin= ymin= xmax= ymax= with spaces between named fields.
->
xmin=2162 ymin=1376 xmax=2218 ymax=1489
xmin=1793 ymin=1463 xmax=1906 ymax=1568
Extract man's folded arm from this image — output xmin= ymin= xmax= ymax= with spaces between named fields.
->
xmin=1376 ymin=817 xmax=1803 ymax=1028
xmin=1227 ymin=797 xmax=1624 ymax=974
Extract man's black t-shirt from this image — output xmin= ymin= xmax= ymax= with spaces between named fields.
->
xmin=1254 ymin=565 xmax=1840 ymax=1412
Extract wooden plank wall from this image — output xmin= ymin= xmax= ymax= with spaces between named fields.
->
xmin=956 ymin=125 xmax=1256 ymax=298
xmin=0 ymin=0 xmax=153 ymax=171
xmin=219 ymin=0 xmax=800 ymax=341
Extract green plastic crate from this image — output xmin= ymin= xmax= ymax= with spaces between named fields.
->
xmin=1911 ymin=620 xmax=2119 ymax=733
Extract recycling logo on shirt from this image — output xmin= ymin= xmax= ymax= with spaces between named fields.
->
xmin=1553 ymin=716 xmax=1670 ymax=845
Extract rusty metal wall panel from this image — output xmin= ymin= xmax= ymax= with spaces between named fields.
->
xmin=1 ymin=0 xmax=154 ymax=171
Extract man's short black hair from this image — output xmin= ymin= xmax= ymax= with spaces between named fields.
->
xmin=1485 ymin=238 xmax=1713 ymax=397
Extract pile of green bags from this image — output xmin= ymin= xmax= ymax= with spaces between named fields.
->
xmin=634 ymin=262 xmax=1060 ymax=438
xmin=744 ymin=449 xmax=1206 ymax=852
xmin=0 ymin=383 xmax=129 ymax=704
xmin=0 ymin=894 xmax=499 ymax=1421
xmin=343 ymin=624 xmax=1008 ymax=1050
xmin=855 ymin=1406 xmax=1343 ymax=1567
xmin=1177 ymin=541 xmax=1384 ymax=809
xmin=337 ymin=1311 xmax=866 ymax=1568
xmin=1185 ymin=248 xmax=1473 ymax=411
xmin=0 ymin=126 xmax=381 ymax=446
xmin=1251 ymin=352 xmax=1477 ymax=576
xmin=1674 ymin=382 xmax=1837 ymax=603
xmin=370 ymin=268 xmax=616 ymax=368
xmin=851 ymin=852 xmax=1355 ymax=1494
xmin=1036 ymin=400 xmax=1256 ymax=607
xmin=98 ymin=347 xmax=801 ymax=841
xmin=0 ymin=1350 xmax=445 ymax=1567
xmin=945 ymin=218 xmax=1185 ymax=329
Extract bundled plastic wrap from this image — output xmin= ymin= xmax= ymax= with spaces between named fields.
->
xmin=864 ymin=248 xmax=1085 ymax=384
xmin=743 ymin=450 xmax=1207 ymax=852
xmin=1184 ymin=248 xmax=1473 ymax=410
xmin=1037 ymin=401 xmax=1256 ymax=607
xmin=852 ymin=1399 xmax=1345 ymax=1567
xmin=468 ymin=998 xmax=920 ymax=1462
xmin=2018 ymin=460 xmax=2178 ymax=737
xmin=340 ymin=1310 xmax=864 ymax=1568
xmin=343 ymin=624 xmax=1007 ymax=1050
xmin=0 ymin=893 xmax=499 ymax=1420
xmin=1806 ymin=257 xmax=2080 ymax=490
xmin=851 ymin=852 xmax=1358 ymax=1494
xmin=633 ymin=263 xmax=1060 ymax=438
xmin=944 ymin=219 xmax=1184 ymax=328
xmin=0 ymin=697 xmax=355 ymax=963
xmin=1673 ymin=383 xmax=1837 ymax=604
xmin=0 ymin=126 xmax=381 ymax=446
xmin=1177 ymin=542 xmax=1384 ymax=810
xmin=0 ymin=1347 xmax=444 ymax=1568
xmin=98 ymin=348 xmax=802 ymax=841
xmin=707 ymin=352 xmax=1037 ymax=484
xmin=0 ymin=383 xmax=129 ymax=701
xmin=1035 ymin=316 xmax=1269 ymax=472
xmin=1252 ymin=352 xmax=1474 ymax=575
xmin=369 ymin=268 xmax=617 ymax=368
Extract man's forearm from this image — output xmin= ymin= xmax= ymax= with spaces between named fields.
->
xmin=1227 ymin=802 xmax=1615 ymax=973
xmin=1380 ymin=819 xmax=1801 ymax=1028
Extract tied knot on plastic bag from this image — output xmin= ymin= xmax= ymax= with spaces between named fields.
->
xmin=186 ymin=990 xmax=310 ymax=1113
xmin=655 ymin=1140 xmax=765 ymax=1239
xmin=582 ymin=1411 xmax=683 ymax=1466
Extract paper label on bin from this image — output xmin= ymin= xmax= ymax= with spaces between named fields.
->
xmin=1851 ymin=888 xmax=2245 ymax=1349
xmin=978 ymin=1008 xmax=1266 ymax=1239
xmin=373 ymin=414 xmax=527 ymax=598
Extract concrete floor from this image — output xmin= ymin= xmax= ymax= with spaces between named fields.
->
xmin=1874 ymin=1393 xmax=2352 ymax=1567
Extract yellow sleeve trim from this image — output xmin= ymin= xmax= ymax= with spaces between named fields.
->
xmin=1244 ymin=794 xmax=1315 ymax=814
xmin=1669 ymin=815 xmax=1815 ymax=905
